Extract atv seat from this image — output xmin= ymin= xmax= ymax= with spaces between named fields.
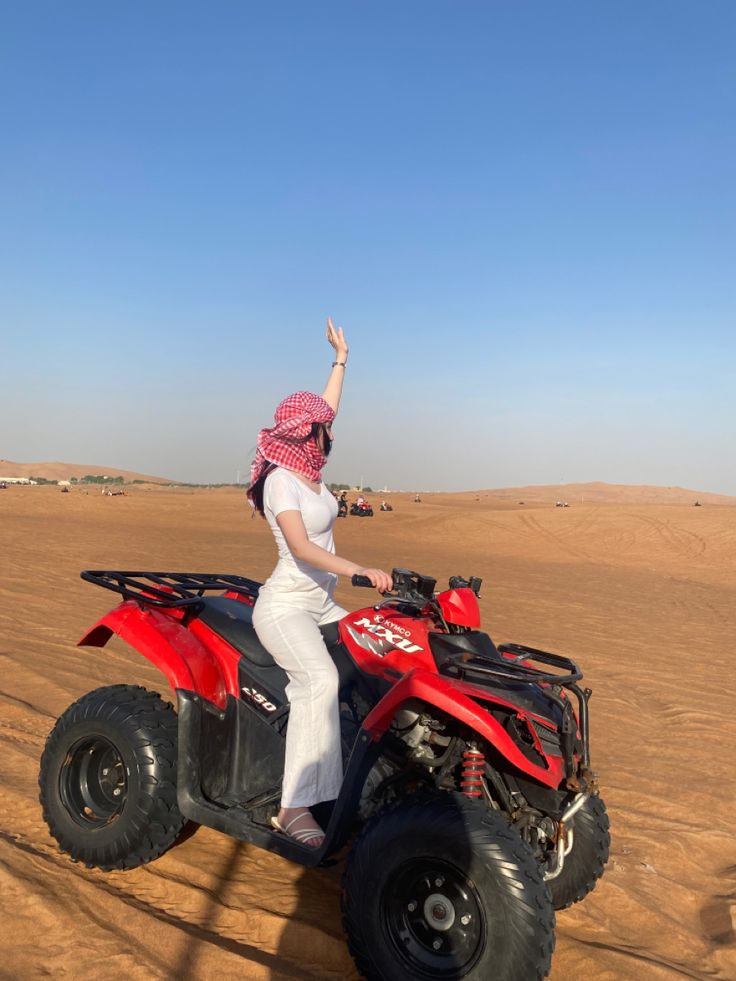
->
xmin=195 ymin=596 xmax=340 ymax=667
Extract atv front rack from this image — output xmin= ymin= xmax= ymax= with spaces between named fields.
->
xmin=80 ymin=570 xmax=262 ymax=608
xmin=445 ymin=643 xmax=583 ymax=687
xmin=440 ymin=642 xmax=591 ymax=772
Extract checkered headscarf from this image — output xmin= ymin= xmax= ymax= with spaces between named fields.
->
xmin=250 ymin=391 xmax=335 ymax=485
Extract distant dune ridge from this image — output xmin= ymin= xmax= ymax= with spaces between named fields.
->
xmin=2 ymin=461 xmax=735 ymax=503
xmin=0 ymin=459 xmax=173 ymax=484
xmin=465 ymin=481 xmax=736 ymax=506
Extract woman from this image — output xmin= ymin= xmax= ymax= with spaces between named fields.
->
xmin=247 ymin=318 xmax=392 ymax=848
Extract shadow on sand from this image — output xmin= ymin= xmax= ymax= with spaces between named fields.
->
xmin=167 ymin=832 xmax=345 ymax=981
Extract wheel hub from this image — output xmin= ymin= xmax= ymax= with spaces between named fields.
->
xmin=60 ymin=735 xmax=128 ymax=828
xmin=424 ymin=893 xmax=456 ymax=931
xmin=383 ymin=858 xmax=485 ymax=977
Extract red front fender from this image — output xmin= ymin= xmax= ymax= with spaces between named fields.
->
xmin=78 ymin=601 xmax=231 ymax=709
xmin=362 ymin=668 xmax=565 ymax=789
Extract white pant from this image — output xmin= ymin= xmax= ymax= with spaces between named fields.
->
xmin=252 ymin=586 xmax=347 ymax=809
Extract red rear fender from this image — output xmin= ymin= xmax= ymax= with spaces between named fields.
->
xmin=78 ymin=601 xmax=232 ymax=709
xmin=363 ymin=669 xmax=565 ymax=789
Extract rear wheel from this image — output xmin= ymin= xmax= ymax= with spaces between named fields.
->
xmin=342 ymin=793 xmax=554 ymax=981
xmin=547 ymin=795 xmax=610 ymax=910
xmin=39 ymin=684 xmax=185 ymax=870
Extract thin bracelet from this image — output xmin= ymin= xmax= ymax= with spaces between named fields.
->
xmin=332 ymin=360 xmax=347 ymax=367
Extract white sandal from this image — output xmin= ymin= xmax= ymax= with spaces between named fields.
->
xmin=271 ymin=813 xmax=325 ymax=847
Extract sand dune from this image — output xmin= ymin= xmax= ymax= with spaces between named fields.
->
xmin=1 ymin=484 xmax=735 ymax=979
xmin=456 ymin=481 xmax=736 ymax=507
xmin=5 ymin=463 xmax=734 ymax=506
xmin=0 ymin=459 xmax=172 ymax=483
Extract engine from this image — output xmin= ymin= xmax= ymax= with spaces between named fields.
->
xmin=357 ymin=701 xmax=452 ymax=819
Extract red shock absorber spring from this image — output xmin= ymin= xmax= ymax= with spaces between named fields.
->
xmin=460 ymin=747 xmax=485 ymax=798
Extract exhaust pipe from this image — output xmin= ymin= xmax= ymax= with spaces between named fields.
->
xmin=543 ymin=792 xmax=589 ymax=881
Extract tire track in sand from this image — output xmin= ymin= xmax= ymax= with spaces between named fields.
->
xmin=636 ymin=514 xmax=708 ymax=560
xmin=517 ymin=512 xmax=595 ymax=562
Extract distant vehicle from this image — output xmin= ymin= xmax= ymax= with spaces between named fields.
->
xmin=379 ymin=500 xmax=393 ymax=512
xmin=555 ymin=501 xmax=570 ymax=508
xmin=350 ymin=500 xmax=374 ymax=517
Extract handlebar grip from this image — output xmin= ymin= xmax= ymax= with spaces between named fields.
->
xmin=351 ymin=574 xmax=374 ymax=588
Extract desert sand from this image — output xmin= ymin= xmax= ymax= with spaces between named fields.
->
xmin=1 ymin=483 xmax=735 ymax=980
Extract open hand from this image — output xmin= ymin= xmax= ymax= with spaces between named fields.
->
xmin=326 ymin=316 xmax=349 ymax=361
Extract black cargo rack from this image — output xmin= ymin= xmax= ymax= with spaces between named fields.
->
xmin=80 ymin=570 xmax=262 ymax=609
xmin=472 ymin=644 xmax=583 ymax=686
xmin=444 ymin=642 xmax=583 ymax=687
xmin=441 ymin=642 xmax=590 ymax=771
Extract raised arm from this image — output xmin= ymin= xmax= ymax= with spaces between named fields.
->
xmin=322 ymin=316 xmax=349 ymax=414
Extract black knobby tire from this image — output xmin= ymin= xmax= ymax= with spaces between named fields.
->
xmin=39 ymin=684 xmax=185 ymax=871
xmin=547 ymin=795 xmax=610 ymax=910
xmin=342 ymin=793 xmax=555 ymax=981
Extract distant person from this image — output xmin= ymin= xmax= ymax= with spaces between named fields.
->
xmin=414 ymin=493 xmax=421 ymax=503
xmin=356 ymin=494 xmax=365 ymax=508
xmin=246 ymin=318 xmax=392 ymax=849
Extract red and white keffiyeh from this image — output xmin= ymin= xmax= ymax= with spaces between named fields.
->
xmin=250 ymin=391 xmax=335 ymax=485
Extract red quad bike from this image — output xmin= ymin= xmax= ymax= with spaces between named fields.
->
xmin=350 ymin=500 xmax=374 ymax=517
xmin=39 ymin=569 xmax=610 ymax=981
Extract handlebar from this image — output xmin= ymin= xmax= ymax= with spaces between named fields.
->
xmin=351 ymin=569 xmax=432 ymax=607
xmin=351 ymin=567 xmax=479 ymax=608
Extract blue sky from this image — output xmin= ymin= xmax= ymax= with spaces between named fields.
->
xmin=1 ymin=2 xmax=734 ymax=492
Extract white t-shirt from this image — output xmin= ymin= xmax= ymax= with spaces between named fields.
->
xmin=261 ymin=468 xmax=339 ymax=595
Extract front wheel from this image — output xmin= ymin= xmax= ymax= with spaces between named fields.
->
xmin=39 ymin=684 xmax=185 ymax=870
xmin=546 ymin=795 xmax=610 ymax=910
xmin=342 ymin=793 xmax=554 ymax=981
